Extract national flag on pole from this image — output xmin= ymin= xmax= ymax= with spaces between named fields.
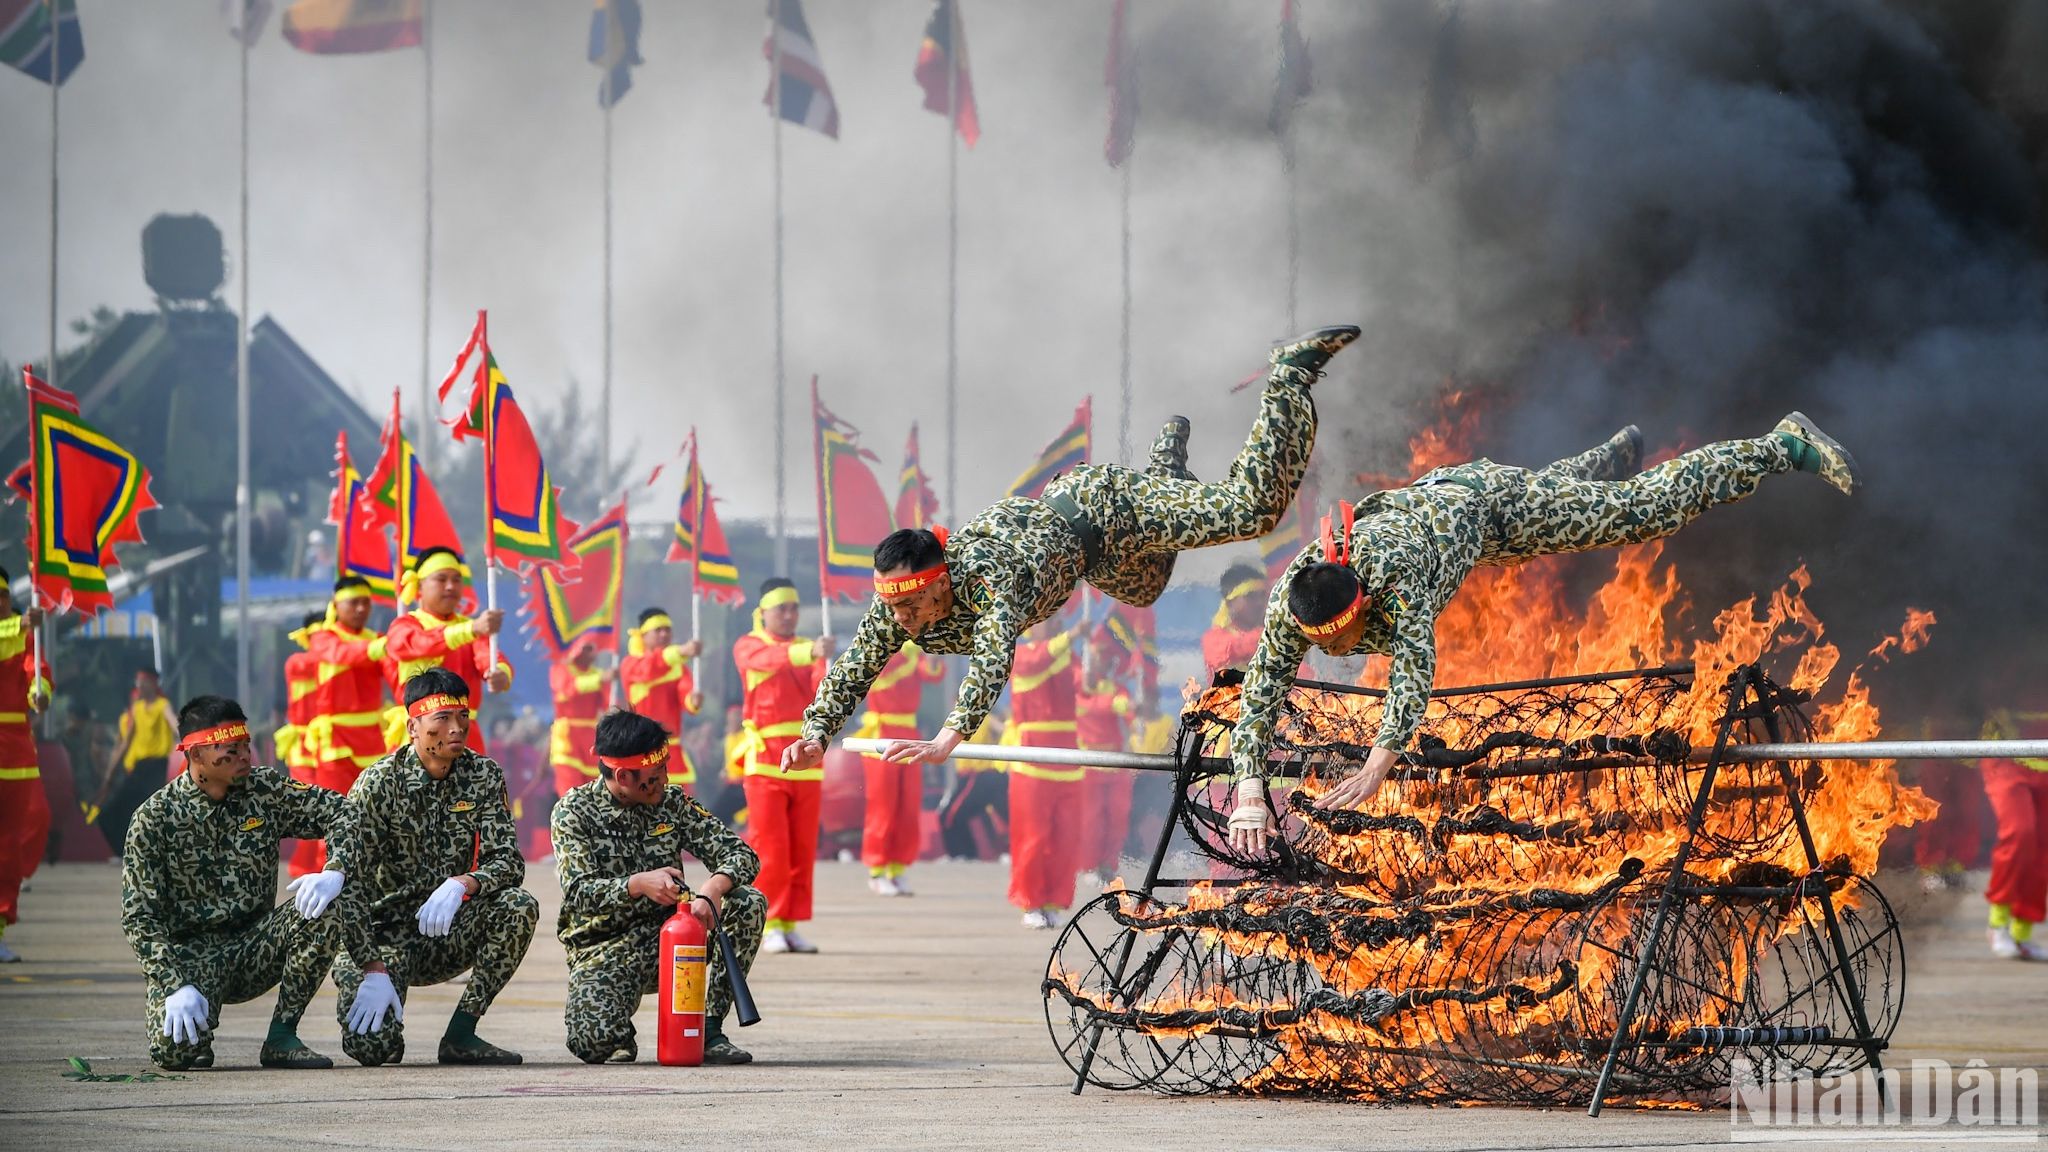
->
xmin=895 ymin=423 xmax=939 ymax=532
xmin=812 ymin=381 xmax=896 ymax=604
xmin=914 ymin=0 xmax=978 ymax=147
xmin=1267 ymin=0 xmax=1312 ymax=136
xmin=0 ymin=0 xmax=83 ymax=85
xmin=223 ymin=0 xmax=273 ymax=45
xmin=443 ymin=324 xmax=580 ymax=574
xmin=329 ymin=430 xmax=396 ymax=604
xmin=358 ymin=389 xmax=463 ymax=577
xmin=281 ymin=0 xmax=420 ymax=55
xmin=10 ymin=369 xmax=156 ymax=615
xmin=588 ymin=0 xmax=641 ymax=108
xmin=665 ymin=433 xmax=744 ymax=606
xmin=764 ymin=0 xmax=839 ymax=139
xmin=1007 ymin=398 xmax=1091 ymax=500
xmin=1104 ymin=0 xmax=1137 ymax=167
xmin=525 ymin=499 xmax=627 ymax=660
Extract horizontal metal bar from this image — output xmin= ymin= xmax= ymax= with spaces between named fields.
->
xmin=840 ymin=737 xmax=2048 ymax=774
xmin=1293 ymin=662 xmax=1696 ymax=701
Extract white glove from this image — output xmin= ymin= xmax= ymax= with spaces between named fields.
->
xmin=346 ymin=971 xmax=403 ymax=1035
xmin=415 ymin=877 xmax=470 ymax=937
xmin=286 ymin=870 xmax=345 ymax=919
xmin=1228 ymin=778 xmax=1274 ymax=833
xmin=162 ymin=984 xmax=209 ymax=1047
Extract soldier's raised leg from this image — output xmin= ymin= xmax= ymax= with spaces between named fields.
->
xmin=1501 ymin=414 xmax=1858 ymax=560
xmin=1537 ymin=425 xmax=1644 ymax=483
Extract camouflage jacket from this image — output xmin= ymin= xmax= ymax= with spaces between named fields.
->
xmin=803 ymin=495 xmax=1087 ymax=745
xmin=120 ymin=766 xmax=372 ymax=987
xmin=328 ymin=744 xmax=526 ymax=955
xmin=550 ymin=781 xmax=759 ymax=950
xmin=1231 ymin=479 xmax=1486 ymax=782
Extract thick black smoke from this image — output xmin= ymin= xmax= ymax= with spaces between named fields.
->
xmin=1138 ymin=0 xmax=2048 ymax=712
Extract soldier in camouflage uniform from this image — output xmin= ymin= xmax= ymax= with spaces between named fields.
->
xmin=1225 ymin=413 xmax=1862 ymax=853
xmin=326 ymin=668 xmax=537 ymax=1065
xmin=552 ymin=709 xmax=766 ymax=1064
xmin=783 ymin=326 xmax=1362 ymax=774
xmin=119 ymin=695 xmax=375 ymax=1071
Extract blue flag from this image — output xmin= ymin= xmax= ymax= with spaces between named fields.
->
xmin=0 ymin=0 xmax=84 ymax=86
xmin=587 ymin=0 xmax=641 ymax=108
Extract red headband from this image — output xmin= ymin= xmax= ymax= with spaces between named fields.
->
xmin=407 ymin=693 xmax=468 ymax=719
xmin=598 ymin=746 xmax=670 ymax=773
xmin=176 ymin=721 xmax=250 ymax=752
xmin=1297 ymin=501 xmax=1365 ymax=640
xmin=874 ymin=526 xmax=951 ymax=600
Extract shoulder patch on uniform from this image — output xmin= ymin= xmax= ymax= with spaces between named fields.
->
xmin=649 ymin=822 xmax=674 ymax=837
xmin=965 ymin=579 xmax=994 ymax=613
xmin=239 ymin=817 xmax=265 ymax=831
xmin=449 ymin=800 xmax=475 ymax=813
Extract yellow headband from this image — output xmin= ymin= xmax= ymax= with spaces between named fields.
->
xmin=398 ymin=552 xmax=470 ymax=607
xmin=637 ymin=613 xmax=673 ymax=633
xmin=628 ymin=613 xmax=674 ymax=658
xmin=333 ymin=586 xmax=373 ymax=603
xmin=758 ymin=586 xmax=799 ymax=611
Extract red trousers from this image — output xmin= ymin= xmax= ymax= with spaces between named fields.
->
xmin=745 ymin=775 xmax=821 ymax=923
xmin=861 ymin=757 xmax=922 ymax=871
xmin=1077 ymin=768 xmax=1136 ymax=876
xmin=1008 ymin=773 xmax=1081 ymax=911
xmin=553 ymin=762 xmax=597 ymax=799
xmin=0 ymin=775 xmax=51 ymax=927
xmin=288 ymin=760 xmax=373 ymax=877
xmin=1984 ymin=761 xmax=2048 ymax=925
xmin=1914 ymin=761 xmax=1987 ymax=871
xmin=286 ymin=762 xmax=322 ymax=878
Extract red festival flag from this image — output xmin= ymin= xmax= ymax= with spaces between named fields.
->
xmin=357 ymin=388 xmax=464 ymax=578
xmin=914 ymin=0 xmax=978 ymax=147
xmin=525 ymin=499 xmax=628 ymax=660
xmin=895 ymin=422 xmax=939 ymax=532
xmin=281 ymin=0 xmax=420 ymax=55
xmin=1007 ymin=397 xmax=1091 ymax=500
xmin=12 ymin=369 xmax=156 ymax=615
xmin=443 ymin=313 xmax=580 ymax=574
xmin=665 ymin=432 xmax=743 ymax=605
xmin=329 ymin=430 xmax=396 ymax=604
xmin=812 ymin=379 xmax=896 ymax=604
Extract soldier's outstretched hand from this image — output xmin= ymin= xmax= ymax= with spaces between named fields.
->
xmin=781 ymin=738 xmax=826 ymax=774
xmin=880 ymin=727 xmax=963 ymax=766
xmin=1317 ymin=747 xmax=1398 ymax=811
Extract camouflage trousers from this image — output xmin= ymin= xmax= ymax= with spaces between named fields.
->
xmin=1442 ymin=433 xmax=1794 ymax=565
xmin=329 ymin=887 xmax=539 ymax=1067
xmin=562 ymin=885 xmax=767 ymax=1063
xmin=143 ymin=902 xmax=340 ymax=1069
xmin=1049 ymin=369 xmax=1316 ymax=608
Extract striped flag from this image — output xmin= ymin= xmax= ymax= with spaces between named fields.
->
xmin=1007 ymin=398 xmax=1091 ymax=500
xmin=526 ymin=500 xmax=628 ymax=660
xmin=914 ymin=0 xmax=978 ymax=147
xmin=0 ymin=0 xmax=83 ymax=86
xmin=281 ymin=0 xmax=420 ymax=55
xmin=895 ymin=423 xmax=939 ymax=532
xmin=13 ymin=369 xmax=155 ymax=615
xmin=329 ymin=431 xmax=396 ymax=604
xmin=1267 ymin=0 xmax=1311 ymax=136
xmin=764 ymin=0 xmax=838 ymax=138
xmin=357 ymin=389 xmax=464 ymax=580
xmin=665 ymin=432 xmax=744 ymax=606
xmin=1104 ymin=0 xmax=1137 ymax=167
xmin=441 ymin=315 xmax=580 ymax=575
xmin=588 ymin=0 xmax=641 ymax=108
xmin=812 ymin=381 xmax=895 ymax=604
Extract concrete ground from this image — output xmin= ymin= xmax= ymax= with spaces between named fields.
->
xmin=0 ymin=859 xmax=2039 ymax=1151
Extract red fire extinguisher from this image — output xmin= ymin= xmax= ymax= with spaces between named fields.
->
xmin=657 ymin=903 xmax=708 ymax=1066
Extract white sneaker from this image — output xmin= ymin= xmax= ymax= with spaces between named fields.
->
xmin=0 ymin=941 xmax=19 ymax=963
xmin=890 ymin=875 xmax=913 ymax=897
xmin=1020 ymin=910 xmax=1052 ymax=930
xmin=1920 ymin=871 xmax=1950 ymax=894
xmin=762 ymin=928 xmax=791 ymax=954
xmin=1041 ymin=907 xmax=1065 ymax=928
xmin=871 ymin=876 xmax=902 ymax=897
xmin=2018 ymin=936 xmax=2048 ymax=962
xmin=782 ymin=929 xmax=819 ymax=954
xmin=1990 ymin=925 xmax=2022 ymax=959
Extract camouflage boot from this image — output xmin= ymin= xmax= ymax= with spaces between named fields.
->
xmin=1268 ymin=325 xmax=1361 ymax=386
xmin=1771 ymin=411 xmax=1859 ymax=495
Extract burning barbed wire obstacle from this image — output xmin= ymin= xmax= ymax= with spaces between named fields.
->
xmin=1042 ymin=663 xmax=1919 ymax=1107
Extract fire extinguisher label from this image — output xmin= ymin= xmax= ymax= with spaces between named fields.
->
xmin=669 ymin=943 xmax=707 ymax=1015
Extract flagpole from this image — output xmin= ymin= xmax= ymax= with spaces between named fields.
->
xmin=1283 ymin=128 xmax=1298 ymax=334
xmin=418 ymin=0 xmax=436 ymax=472
xmin=809 ymin=375 xmax=832 ymax=640
xmin=480 ymin=310 xmax=499 ymax=680
xmin=235 ymin=9 xmax=253 ymax=707
xmin=43 ymin=0 xmax=60 ymax=737
xmin=601 ymin=64 xmax=615 ymax=486
xmin=771 ymin=0 xmax=789 ymax=577
xmin=944 ymin=0 xmax=959 ymax=523
xmin=1118 ymin=144 xmax=1132 ymax=467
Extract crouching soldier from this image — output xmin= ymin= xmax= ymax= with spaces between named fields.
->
xmin=552 ymin=709 xmax=766 ymax=1064
xmin=327 ymin=668 xmax=538 ymax=1066
xmin=119 ymin=695 xmax=374 ymax=1070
